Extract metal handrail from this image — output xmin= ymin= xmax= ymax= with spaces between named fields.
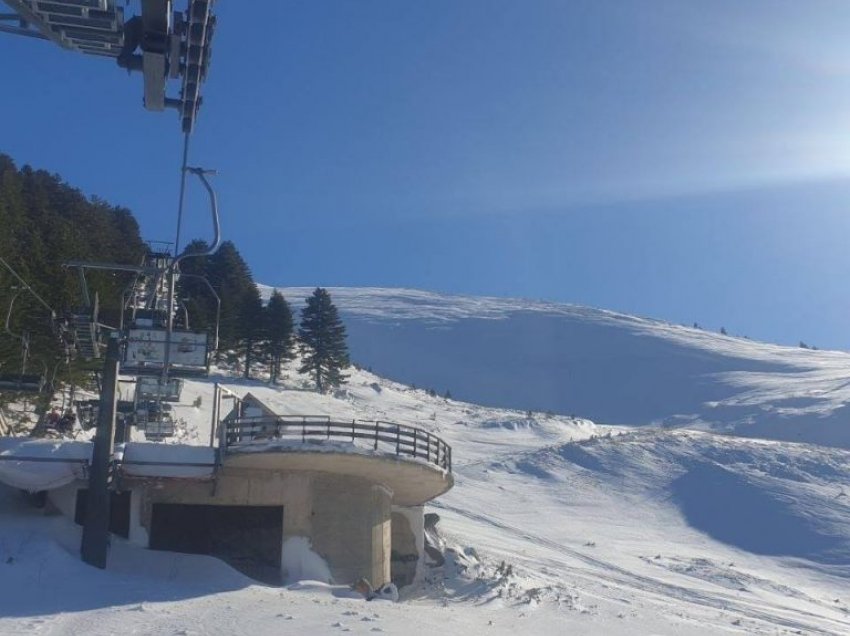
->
xmin=223 ymin=417 xmax=452 ymax=472
xmin=0 ymin=456 xmax=89 ymax=464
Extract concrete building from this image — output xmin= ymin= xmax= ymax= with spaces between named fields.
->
xmin=1 ymin=393 xmax=454 ymax=589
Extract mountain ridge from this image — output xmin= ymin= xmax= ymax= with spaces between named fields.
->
xmin=260 ymin=285 xmax=850 ymax=449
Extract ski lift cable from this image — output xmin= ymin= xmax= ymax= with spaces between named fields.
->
xmin=0 ymin=256 xmax=56 ymax=318
xmin=173 ymin=132 xmax=191 ymax=257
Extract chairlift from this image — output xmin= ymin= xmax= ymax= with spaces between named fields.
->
xmin=134 ymin=400 xmax=176 ymax=440
xmin=135 ymin=376 xmax=183 ymax=402
xmin=0 ymin=290 xmax=45 ymax=393
xmin=1 ymin=257 xmax=68 ymax=369
xmin=123 ymin=168 xmax=220 ymax=378
xmin=143 ymin=416 xmax=176 ymax=441
xmin=75 ymin=399 xmax=100 ymax=431
xmin=70 ymin=287 xmax=102 ymax=361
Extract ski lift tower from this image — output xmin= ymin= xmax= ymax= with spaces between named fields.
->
xmin=0 ymin=0 xmax=216 ymax=134
xmin=1 ymin=0 xmax=220 ymax=571
xmin=65 ymin=165 xmax=220 ymax=568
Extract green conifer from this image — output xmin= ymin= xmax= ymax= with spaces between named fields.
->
xmin=298 ymin=288 xmax=349 ymax=392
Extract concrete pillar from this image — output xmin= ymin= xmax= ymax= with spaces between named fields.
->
xmin=391 ymin=505 xmax=424 ymax=587
xmin=311 ymin=474 xmax=392 ymax=586
xmin=128 ymin=489 xmax=149 ymax=547
xmin=371 ymin=485 xmax=392 ymax=586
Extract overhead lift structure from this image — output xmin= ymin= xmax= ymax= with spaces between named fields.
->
xmin=1 ymin=1 xmax=223 ymax=570
xmin=0 ymin=0 xmax=215 ymax=134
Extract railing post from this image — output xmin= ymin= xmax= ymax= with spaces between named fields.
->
xmin=413 ymin=428 xmax=417 ymax=458
xmin=327 ymin=420 xmax=330 ymax=440
xmin=426 ymin=431 xmax=430 ymax=463
xmin=302 ymin=417 xmax=306 ymax=444
xmin=374 ymin=422 xmax=379 ymax=450
xmin=209 ymin=383 xmax=218 ymax=448
xmin=396 ymin=425 xmax=400 ymax=455
xmin=351 ymin=419 xmax=355 ymax=442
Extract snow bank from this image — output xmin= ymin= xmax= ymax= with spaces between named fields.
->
xmin=513 ymin=430 xmax=850 ymax=566
xmin=281 ymin=536 xmax=333 ymax=584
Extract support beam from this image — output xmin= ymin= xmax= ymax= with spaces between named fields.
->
xmin=0 ymin=22 xmax=46 ymax=39
xmin=80 ymin=336 xmax=120 ymax=569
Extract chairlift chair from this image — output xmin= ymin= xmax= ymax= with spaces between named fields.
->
xmin=134 ymin=400 xmax=175 ymax=440
xmin=143 ymin=415 xmax=176 ymax=441
xmin=70 ymin=291 xmax=102 ymax=360
xmin=0 ymin=290 xmax=45 ymax=393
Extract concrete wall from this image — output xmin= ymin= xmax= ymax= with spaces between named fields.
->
xmin=46 ymin=480 xmax=82 ymax=519
xmin=129 ymin=468 xmax=392 ymax=586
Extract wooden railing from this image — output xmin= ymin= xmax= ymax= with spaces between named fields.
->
xmin=222 ymin=416 xmax=452 ymax=472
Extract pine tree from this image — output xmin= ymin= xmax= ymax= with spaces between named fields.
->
xmin=264 ymin=289 xmax=294 ymax=383
xmin=207 ymin=241 xmax=259 ymax=351
xmin=298 ymin=288 xmax=349 ymax=393
xmin=238 ymin=285 xmax=265 ymax=379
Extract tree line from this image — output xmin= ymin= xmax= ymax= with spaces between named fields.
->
xmin=0 ymin=153 xmax=350 ymax=401
xmin=0 ymin=153 xmax=146 ymax=403
xmin=176 ymin=239 xmax=350 ymax=390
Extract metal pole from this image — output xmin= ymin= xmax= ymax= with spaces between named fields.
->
xmin=209 ymin=383 xmax=219 ymax=448
xmin=80 ymin=336 xmax=120 ymax=569
xmin=174 ymin=133 xmax=191 ymax=257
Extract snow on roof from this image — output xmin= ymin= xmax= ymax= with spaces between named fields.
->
xmin=118 ymin=443 xmax=216 ymax=479
xmin=0 ymin=438 xmax=92 ymax=491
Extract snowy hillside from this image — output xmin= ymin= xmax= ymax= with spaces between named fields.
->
xmin=3 ymin=361 xmax=850 ymax=634
xmin=264 ymin=286 xmax=850 ymax=449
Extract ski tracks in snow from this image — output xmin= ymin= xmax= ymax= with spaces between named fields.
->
xmin=432 ymin=500 xmax=850 ymax=635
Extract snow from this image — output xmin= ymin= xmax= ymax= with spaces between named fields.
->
xmin=2 ymin=290 xmax=850 ymax=634
xmin=0 ymin=438 xmax=91 ymax=490
xmin=266 ymin=286 xmax=850 ymax=449
xmin=118 ymin=443 xmax=216 ymax=479
xmin=281 ymin=537 xmax=334 ymax=584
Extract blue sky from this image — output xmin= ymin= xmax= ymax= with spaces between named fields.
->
xmin=3 ymin=1 xmax=850 ymax=348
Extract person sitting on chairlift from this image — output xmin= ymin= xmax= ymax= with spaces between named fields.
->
xmin=46 ymin=409 xmax=61 ymax=429
xmin=58 ymin=411 xmax=76 ymax=433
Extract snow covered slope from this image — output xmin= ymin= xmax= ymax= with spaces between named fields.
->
xmin=264 ymin=286 xmax=850 ymax=449
xmin=2 ymin=363 xmax=850 ymax=635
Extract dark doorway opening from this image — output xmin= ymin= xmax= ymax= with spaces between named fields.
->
xmin=74 ymin=489 xmax=131 ymax=539
xmin=149 ymin=503 xmax=283 ymax=585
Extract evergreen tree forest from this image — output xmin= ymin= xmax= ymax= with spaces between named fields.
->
xmin=0 ymin=153 xmax=351 ymax=406
xmin=0 ymin=154 xmax=146 ymax=404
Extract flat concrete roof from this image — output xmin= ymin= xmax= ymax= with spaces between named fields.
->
xmin=223 ymin=450 xmax=453 ymax=506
